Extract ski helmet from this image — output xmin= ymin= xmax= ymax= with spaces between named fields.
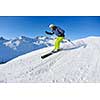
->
xmin=49 ymin=24 xmax=55 ymax=28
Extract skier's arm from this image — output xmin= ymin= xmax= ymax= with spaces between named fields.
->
xmin=45 ymin=31 xmax=54 ymax=35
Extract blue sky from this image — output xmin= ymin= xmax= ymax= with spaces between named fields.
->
xmin=0 ymin=16 xmax=100 ymax=40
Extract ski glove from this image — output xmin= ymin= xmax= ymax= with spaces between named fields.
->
xmin=45 ymin=31 xmax=54 ymax=35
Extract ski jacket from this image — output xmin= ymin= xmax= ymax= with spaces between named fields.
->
xmin=46 ymin=26 xmax=65 ymax=37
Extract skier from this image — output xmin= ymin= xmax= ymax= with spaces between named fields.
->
xmin=45 ymin=24 xmax=65 ymax=53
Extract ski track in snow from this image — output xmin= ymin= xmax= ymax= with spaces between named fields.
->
xmin=14 ymin=50 xmax=64 ymax=82
xmin=15 ymin=41 xmax=87 ymax=82
xmin=17 ymin=40 xmax=87 ymax=82
xmin=0 ymin=36 xmax=100 ymax=83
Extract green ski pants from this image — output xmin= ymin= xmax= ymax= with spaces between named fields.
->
xmin=54 ymin=36 xmax=64 ymax=50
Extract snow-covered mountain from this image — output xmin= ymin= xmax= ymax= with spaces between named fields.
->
xmin=0 ymin=36 xmax=100 ymax=83
xmin=0 ymin=36 xmax=54 ymax=63
xmin=0 ymin=37 xmax=9 ymax=43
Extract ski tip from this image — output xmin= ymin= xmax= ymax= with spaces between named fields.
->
xmin=41 ymin=52 xmax=53 ymax=59
xmin=41 ymin=56 xmax=44 ymax=59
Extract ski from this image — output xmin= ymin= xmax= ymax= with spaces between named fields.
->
xmin=41 ymin=50 xmax=61 ymax=59
xmin=41 ymin=52 xmax=53 ymax=59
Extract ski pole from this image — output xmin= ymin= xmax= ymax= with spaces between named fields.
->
xmin=64 ymin=38 xmax=76 ymax=46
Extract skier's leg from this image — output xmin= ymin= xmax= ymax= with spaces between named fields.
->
xmin=54 ymin=37 xmax=64 ymax=50
xmin=55 ymin=37 xmax=60 ymax=50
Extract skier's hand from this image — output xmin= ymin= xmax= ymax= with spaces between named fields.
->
xmin=45 ymin=31 xmax=49 ymax=34
xmin=45 ymin=31 xmax=54 ymax=35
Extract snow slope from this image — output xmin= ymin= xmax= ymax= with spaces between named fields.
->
xmin=0 ymin=36 xmax=54 ymax=63
xmin=0 ymin=36 xmax=100 ymax=83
